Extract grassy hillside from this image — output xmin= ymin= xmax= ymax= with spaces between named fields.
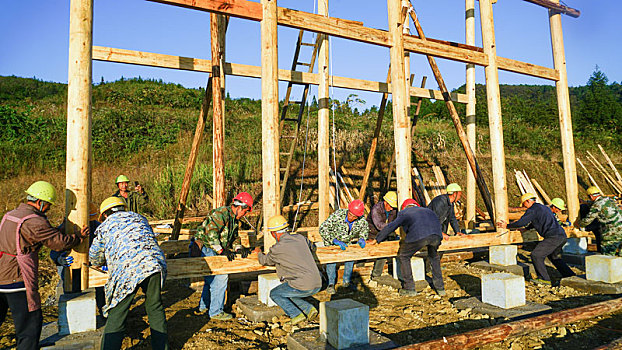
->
xmin=1 ymin=70 xmax=621 ymax=225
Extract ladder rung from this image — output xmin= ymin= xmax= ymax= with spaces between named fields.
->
xmin=281 ymin=135 xmax=296 ymax=139
xmin=283 ymin=118 xmax=299 ymax=122
xmin=297 ymin=62 xmax=312 ymax=67
xmin=301 ymin=42 xmax=315 ymax=47
xmin=290 ymin=100 xmax=303 ymax=104
xmin=280 ymin=168 xmax=288 ymax=172
xmin=280 ymin=152 xmax=291 ymax=156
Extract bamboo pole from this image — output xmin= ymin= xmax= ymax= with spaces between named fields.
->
xmin=261 ymin=0 xmax=280 ymax=250
xmin=66 ymin=0 xmax=93 ymax=291
xmin=387 ymin=0 xmax=412 ymax=206
xmin=586 ymin=153 xmax=622 ymax=194
xmin=397 ymin=297 xmax=622 ymax=350
xmin=318 ymin=0 xmax=330 ymax=223
xmin=531 ymin=178 xmax=551 ymax=205
xmin=576 ymin=158 xmax=603 ymax=194
xmin=212 ymin=14 xmax=227 ymax=209
xmin=465 ymin=0 xmax=477 ymax=225
xmin=406 ymin=3 xmax=496 ymax=225
xmin=171 ymin=79 xmax=213 ymax=240
xmin=598 ymin=144 xmax=622 ymax=185
xmin=549 ymin=0 xmax=579 ymax=221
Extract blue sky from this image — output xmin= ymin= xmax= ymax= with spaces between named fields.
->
xmin=1 ymin=0 xmax=619 ymax=107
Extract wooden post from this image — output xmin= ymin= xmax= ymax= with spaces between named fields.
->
xmin=212 ymin=13 xmax=226 ymax=209
xmin=479 ymin=0 xmax=508 ymax=223
xmin=66 ymin=0 xmax=93 ymax=291
xmin=171 ymin=79 xmax=213 ymax=240
xmin=549 ymin=0 xmax=579 ymax=221
xmin=387 ymin=0 xmax=412 ymax=206
xmin=261 ymin=0 xmax=280 ymax=250
xmin=465 ymin=0 xmax=477 ymax=224
xmin=317 ymin=0 xmax=330 ymax=223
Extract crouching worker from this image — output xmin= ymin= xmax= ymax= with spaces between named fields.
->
xmin=89 ymin=197 xmax=168 ymax=350
xmin=256 ymin=215 xmax=322 ymax=325
xmin=374 ymin=199 xmax=446 ymax=297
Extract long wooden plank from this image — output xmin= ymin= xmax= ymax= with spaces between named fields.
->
xmin=522 ymin=0 xmax=580 ymax=18
xmin=147 ymin=0 xmax=559 ymax=81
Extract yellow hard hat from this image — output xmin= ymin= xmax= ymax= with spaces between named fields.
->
xmin=99 ymin=197 xmax=127 ymax=220
xmin=267 ymin=215 xmax=288 ymax=232
xmin=446 ymin=183 xmax=462 ymax=194
xmin=520 ymin=193 xmax=536 ymax=204
xmin=383 ymin=191 xmax=398 ymax=208
xmin=587 ymin=186 xmax=601 ymax=196
xmin=115 ymin=175 xmax=130 ymax=184
xmin=551 ymin=198 xmax=566 ymax=210
xmin=25 ymin=181 xmax=57 ymax=205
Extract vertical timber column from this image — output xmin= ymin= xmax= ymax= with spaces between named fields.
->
xmin=212 ymin=13 xmax=225 ymax=209
xmin=549 ymin=2 xmax=579 ymax=221
xmin=261 ymin=0 xmax=280 ymax=250
xmin=465 ymin=0 xmax=477 ymax=223
xmin=387 ymin=0 xmax=412 ymax=205
xmin=479 ymin=0 xmax=508 ymax=223
xmin=317 ymin=0 xmax=330 ymax=223
xmin=66 ymin=0 xmax=93 ymax=290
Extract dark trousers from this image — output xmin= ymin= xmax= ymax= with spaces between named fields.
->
xmin=102 ymin=273 xmax=168 ymax=350
xmin=0 ymin=291 xmax=42 ymax=350
xmin=371 ymin=259 xmax=387 ymax=277
xmin=532 ymin=236 xmax=576 ymax=281
xmin=398 ymin=235 xmax=444 ymax=291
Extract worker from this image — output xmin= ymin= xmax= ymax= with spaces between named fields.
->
xmin=577 ymin=186 xmax=622 ymax=256
xmin=191 ymin=192 xmax=254 ymax=320
xmin=497 ymin=193 xmax=575 ymax=285
xmin=256 ymin=215 xmax=322 ymax=325
xmin=549 ymin=198 xmax=570 ymax=226
xmin=89 ymin=197 xmax=168 ymax=350
xmin=374 ymin=199 xmax=445 ymax=297
xmin=319 ymin=199 xmax=369 ymax=294
xmin=112 ymin=175 xmax=148 ymax=214
xmin=367 ymin=191 xmax=398 ymax=281
xmin=428 ymin=183 xmax=466 ymax=238
xmin=0 ymin=181 xmax=89 ymax=350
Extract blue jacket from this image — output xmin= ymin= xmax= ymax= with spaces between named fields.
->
xmin=507 ymin=203 xmax=566 ymax=238
xmin=376 ymin=206 xmax=442 ymax=243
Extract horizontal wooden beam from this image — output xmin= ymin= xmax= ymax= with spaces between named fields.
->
xmin=88 ymin=229 xmax=591 ymax=287
xmin=93 ymin=46 xmax=470 ymax=102
xmin=522 ymin=0 xmax=580 ymax=18
xmin=146 ymin=0 xmax=559 ymax=81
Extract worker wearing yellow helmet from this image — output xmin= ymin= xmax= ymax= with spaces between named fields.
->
xmin=112 ymin=174 xmax=149 ymax=214
xmin=549 ymin=198 xmax=570 ymax=227
xmin=0 ymin=181 xmax=89 ymax=349
xmin=577 ymin=186 xmax=622 ymax=256
xmin=367 ymin=191 xmax=398 ymax=281
xmin=428 ymin=183 xmax=466 ymax=239
xmin=497 ymin=192 xmax=575 ymax=285
xmin=255 ymin=215 xmax=322 ymax=325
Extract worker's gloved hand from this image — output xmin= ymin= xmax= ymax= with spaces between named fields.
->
xmin=101 ymin=265 xmax=108 ymax=272
xmin=332 ymin=239 xmax=347 ymax=250
xmin=357 ymin=238 xmax=366 ymax=249
xmin=236 ymin=247 xmax=252 ymax=259
xmin=57 ymin=255 xmax=74 ymax=267
xmin=80 ymin=226 xmax=90 ymax=239
xmin=222 ymin=248 xmax=236 ymax=261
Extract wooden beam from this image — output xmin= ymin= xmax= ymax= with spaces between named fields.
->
xmin=66 ymin=0 xmax=93 ymax=291
xmin=92 ymin=46 xmax=470 ymax=102
xmin=147 ymin=0 xmax=559 ymax=81
xmin=261 ymin=0 xmax=279 ymax=250
xmin=599 ymin=144 xmax=622 ymax=185
xmin=317 ymin=0 xmax=330 ymax=223
xmin=211 ymin=14 xmax=227 ymax=209
xmin=465 ymin=0 xmax=477 ymax=225
xmin=399 ymin=297 xmax=622 ymax=350
xmin=522 ymin=0 xmax=580 ymax=18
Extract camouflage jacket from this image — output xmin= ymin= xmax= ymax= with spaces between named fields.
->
xmin=112 ymin=190 xmax=149 ymax=214
xmin=319 ymin=208 xmax=369 ymax=247
xmin=195 ymin=206 xmax=241 ymax=252
xmin=579 ymin=196 xmax=622 ymax=235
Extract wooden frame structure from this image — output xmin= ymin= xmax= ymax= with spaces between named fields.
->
xmin=66 ymin=0 xmax=581 ymax=287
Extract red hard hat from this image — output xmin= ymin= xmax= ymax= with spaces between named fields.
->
xmin=233 ymin=192 xmax=253 ymax=211
xmin=348 ymin=199 xmax=365 ymax=217
xmin=401 ymin=198 xmax=419 ymax=210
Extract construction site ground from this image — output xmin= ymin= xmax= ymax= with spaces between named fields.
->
xmin=2 ymin=251 xmax=622 ymax=350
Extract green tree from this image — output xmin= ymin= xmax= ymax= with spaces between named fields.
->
xmin=577 ymin=67 xmax=622 ymax=133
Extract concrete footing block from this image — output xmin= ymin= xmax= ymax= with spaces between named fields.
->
xmin=321 ymin=299 xmax=369 ymax=349
xmin=471 ymin=260 xmax=535 ymax=279
xmin=586 ymin=255 xmax=622 ymax=283
xmin=58 ymin=290 xmax=96 ymax=335
xmin=481 ymin=273 xmax=525 ymax=309
xmin=489 ymin=245 xmax=517 ymax=266
xmin=288 ymin=329 xmax=396 ymax=350
xmin=392 ymin=257 xmax=424 ymax=281
xmin=258 ymin=273 xmax=281 ymax=307
xmin=235 ymin=295 xmax=284 ymax=323
xmin=560 ymin=275 xmax=622 ymax=294
xmin=453 ymin=297 xmax=551 ymax=320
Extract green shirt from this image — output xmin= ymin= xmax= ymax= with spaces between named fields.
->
xmin=319 ymin=208 xmax=369 ymax=247
xmin=113 ymin=190 xmax=149 ymax=214
xmin=195 ymin=206 xmax=241 ymax=252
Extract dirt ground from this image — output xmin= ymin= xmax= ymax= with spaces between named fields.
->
xmin=2 ymin=255 xmax=622 ymax=350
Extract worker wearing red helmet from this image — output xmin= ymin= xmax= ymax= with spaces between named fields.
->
xmin=374 ymin=199 xmax=446 ymax=297
xmin=319 ymin=200 xmax=369 ymax=294
xmin=191 ymin=192 xmax=254 ymax=320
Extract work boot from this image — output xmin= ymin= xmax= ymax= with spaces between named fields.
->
xmin=326 ymin=285 xmax=336 ymax=295
xmin=398 ymin=288 xmax=418 ymax=296
xmin=436 ymin=289 xmax=447 ymax=297
xmin=210 ymin=312 xmax=233 ymax=321
xmin=531 ymin=278 xmax=552 ymax=286
xmin=288 ymin=313 xmax=306 ymax=326
xmin=306 ymin=307 xmax=318 ymax=321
